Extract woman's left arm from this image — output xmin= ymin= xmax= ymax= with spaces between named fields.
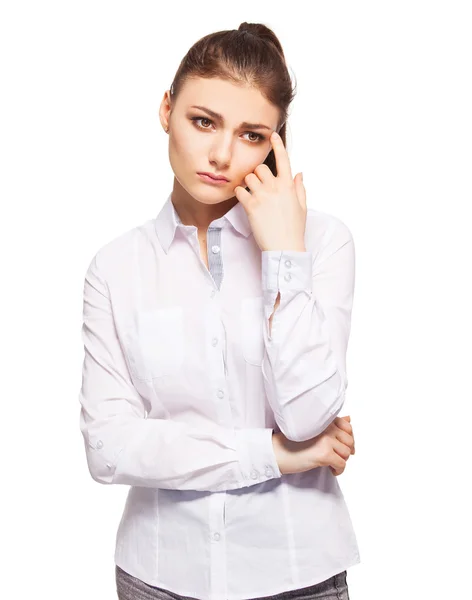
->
xmin=260 ymin=225 xmax=355 ymax=443
xmin=235 ymin=132 xmax=355 ymax=443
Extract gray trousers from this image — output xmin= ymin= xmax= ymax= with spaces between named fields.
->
xmin=115 ymin=565 xmax=350 ymax=600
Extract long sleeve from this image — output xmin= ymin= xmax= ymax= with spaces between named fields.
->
xmin=78 ymin=254 xmax=282 ymax=491
xmin=260 ymin=219 xmax=355 ymax=442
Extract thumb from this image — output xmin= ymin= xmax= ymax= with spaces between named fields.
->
xmin=294 ymin=172 xmax=306 ymax=207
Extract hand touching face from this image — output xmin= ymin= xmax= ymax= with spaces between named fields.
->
xmin=234 ymin=131 xmax=307 ymax=252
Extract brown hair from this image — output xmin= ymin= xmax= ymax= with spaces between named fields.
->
xmin=168 ymin=22 xmax=297 ymax=176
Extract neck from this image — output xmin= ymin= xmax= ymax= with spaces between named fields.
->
xmin=171 ymin=177 xmax=238 ymax=230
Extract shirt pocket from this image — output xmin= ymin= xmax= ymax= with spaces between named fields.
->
xmin=122 ymin=306 xmax=185 ymax=380
xmin=240 ymin=296 xmax=265 ymax=367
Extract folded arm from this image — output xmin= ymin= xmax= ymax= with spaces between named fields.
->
xmin=78 ymin=253 xmax=282 ymax=491
xmin=260 ymin=219 xmax=355 ymax=442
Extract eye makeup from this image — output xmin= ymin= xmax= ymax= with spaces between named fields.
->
xmin=189 ymin=116 xmax=267 ymax=143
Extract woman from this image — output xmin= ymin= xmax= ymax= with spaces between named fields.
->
xmin=79 ymin=22 xmax=360 ymax=600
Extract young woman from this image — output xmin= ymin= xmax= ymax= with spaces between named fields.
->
xmin=79 ymin=21 xmax=360 ymax=600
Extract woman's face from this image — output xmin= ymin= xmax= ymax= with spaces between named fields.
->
xmin=159 ymin=77 xmax=281 ymax=206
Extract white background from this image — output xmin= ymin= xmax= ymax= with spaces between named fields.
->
xmin=1 ymin=1 xmax=471 ymax=598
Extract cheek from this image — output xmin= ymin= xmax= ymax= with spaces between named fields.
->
xmin=170 ymin=131 xmax=206 ymax=165
xmin=239 ymin=142 xmax=270 ymax=168
xmin=238 ymin=154 xmax=268 ymax=180
xmin=168 ymin=143 xmax=193 ymax=176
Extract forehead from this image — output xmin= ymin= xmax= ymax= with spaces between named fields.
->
xmin=177 ymin=77 xmax=280 ymax=126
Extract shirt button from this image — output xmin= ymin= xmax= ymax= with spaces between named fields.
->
xmin=106 ymin=463 xmax=112 ymax=469
xmin=96 ymin=440 xmax=103 ymax=449
xmin=217 ymin=389 xmax=225 ymax=399
xmin=284 ymin=273 xmax=292 ymax=282
xmin=250 ymin=469 xmax=259 ymax=479
xmin=211 ymin=245 xmax=221 ymax=254
xmin=213 ymin=532 xmax=221 ymax=541
xmin=210 ymin=290 xmax=216 ymax=298
xmin=285 ymin=260 xmax=292 ymax=268
xmin=212 ymin=337 xmax=218 ymax=346
xmin=265 ymin=466 xmax=273 ymax=476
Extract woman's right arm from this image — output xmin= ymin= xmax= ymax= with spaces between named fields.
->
xmin=78 ymin=253 xmax=282 ymax=492
xmin=272 ymin=416 xmax=355 ymax=475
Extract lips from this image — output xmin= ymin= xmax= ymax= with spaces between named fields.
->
xmin=198 ymin=172 xmax=229 ymax=182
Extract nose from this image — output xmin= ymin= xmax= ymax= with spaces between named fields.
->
xmin=208 ymin=134 xmax=233 ymax=169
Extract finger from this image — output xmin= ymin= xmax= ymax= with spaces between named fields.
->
xmin=336 ymin=419 xmax=355 ymax=453
xmin=294 ymin=172 xmax=306 ymax=208
xmin=270 ymin=131 xmax=292 ymax=181
xmin=233 ymin=185 xmax=252 ymax=209
xmin=330 ymin=447 xmax=347 ymax=469
xmin=348 ymin=424 xmax=355 ymax=452
xmin=254 ymin=163 xmax=274 ymax=183
xmin=334 ymin=429 xmax=354 ymax=450
xmin=335 ymin=418 xmax=352 ymax=434
xmin=332 ymin=440 xmax=351 ymax=460
xmin=244 ymin=172 xmax=263 ymax=193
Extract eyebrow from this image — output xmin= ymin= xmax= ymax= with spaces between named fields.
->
xmin=190 ymin=105 xmax=273 ymax=131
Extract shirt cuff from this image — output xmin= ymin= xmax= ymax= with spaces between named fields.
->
xmin=234 ymin=428 xmax=282 ymax=484
xmin=261 ymin=251 xmax=313 ymax=293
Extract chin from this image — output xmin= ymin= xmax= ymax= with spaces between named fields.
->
xmin=190 ymin=184 xmax=236 ymax=204
xmin=195 ymin=192 xmax=235 ymax=205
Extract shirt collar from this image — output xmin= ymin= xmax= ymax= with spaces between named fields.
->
xmin=154 ymin=192 xmax=252 ymax=254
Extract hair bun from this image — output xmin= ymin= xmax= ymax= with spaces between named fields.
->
xmin=237 ymin=22 xmax=284 ymax=57
xmin=238 ymin=22 xmax=259 ymax=34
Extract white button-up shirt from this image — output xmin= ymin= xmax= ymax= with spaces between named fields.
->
xmin=78 ymin=192 xmax=361 ymax=600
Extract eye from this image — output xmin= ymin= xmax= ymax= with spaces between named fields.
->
xmin=191 ymin=116 xmax=213 ymax=130
xmin=190 ymin=116 xmax=265 ymax=144
xmin=243 ymin=131 xmax=266 ymax=143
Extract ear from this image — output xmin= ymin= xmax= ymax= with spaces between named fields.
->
xmin=158 ymin=90 xmax=172 ymax=132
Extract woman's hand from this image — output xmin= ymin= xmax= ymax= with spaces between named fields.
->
xmin=272 ymin=415 xmax=356 ymax=476
xmin=234 ymin=131 xmax=307 ymax=252
xmin=329 ymin=416 xmax=355 ymax=476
